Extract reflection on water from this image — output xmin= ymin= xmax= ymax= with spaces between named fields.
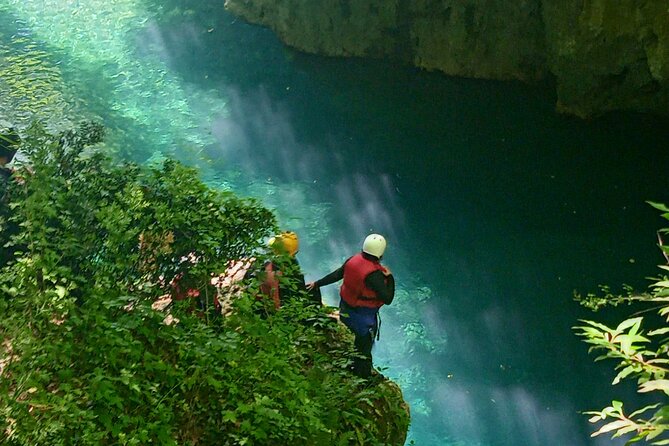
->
xmin=0 ymin=21 xmax=78 ymax=131
xmin=0 ymin=0 xmax=224 ymax=160
xmin=2 ymin=1 xmax=669 ymax=445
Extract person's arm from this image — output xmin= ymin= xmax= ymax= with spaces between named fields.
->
xmin=314 ymin=265 xmax=344 ymax=287
xmin=306 ymin=259 xmax=348 ymax=290
xmin=365 ymin=270 xmax=395 ymax=305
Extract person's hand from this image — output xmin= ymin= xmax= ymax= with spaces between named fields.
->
xmin=381 ymin=266 xmax=392 ymax=276
xmin=306 ymin=281 xmax=317 ymax=291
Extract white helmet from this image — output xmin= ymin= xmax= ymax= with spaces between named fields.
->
xmin=362 ymin=234 xmax=386 ymax=258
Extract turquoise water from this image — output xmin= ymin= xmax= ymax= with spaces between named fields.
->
xmin=2 ymin=1 xmax=669 ymax=445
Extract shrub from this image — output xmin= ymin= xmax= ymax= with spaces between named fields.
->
xmin=0 ymin=123 xmax=409 ymax=445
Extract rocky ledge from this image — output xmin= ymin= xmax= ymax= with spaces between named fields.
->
xmin=224 ymin=0 xmax=669 ymax=119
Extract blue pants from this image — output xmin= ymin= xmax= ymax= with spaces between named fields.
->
xmin=339 ymin=300 xmax=378 ymax=377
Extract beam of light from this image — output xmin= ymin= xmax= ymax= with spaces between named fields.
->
xmin=334 ymin=172 xmax=403 ymax=242
xmin=422 ymin=379 xmax=593 ymax=446
xmin=376 ymin=283 xmax=632 ymax=446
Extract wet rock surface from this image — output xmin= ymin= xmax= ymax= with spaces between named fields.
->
xmin=224 ymin=0 xmax=669 ymax=118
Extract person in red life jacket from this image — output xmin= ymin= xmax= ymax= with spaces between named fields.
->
xmin=211 ymin=231 xmax=313 ymax=315
xmin=307 ymin=234 xmax=395 ymax=378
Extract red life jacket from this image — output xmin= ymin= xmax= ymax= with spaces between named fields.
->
xmin=340 ymin=253 xmax=386 ymax=309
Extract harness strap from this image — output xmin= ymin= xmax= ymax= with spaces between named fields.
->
xmin=358 ymin=295 xmax=378 ymax=301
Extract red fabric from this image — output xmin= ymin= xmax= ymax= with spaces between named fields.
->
xmin=340 ymin=253 xmax=385 ymax=309
xmin=170 ymin=273 xmax=200 ymax=301
xmin=259 ymin=262 xmax=281 ymax=309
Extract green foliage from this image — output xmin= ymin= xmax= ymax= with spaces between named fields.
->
xmin=574 ymin=283 xmax=640 ymax=312
xmin=574 ymin=201 xmax=669 ymax=445
xmin=0 ymin=124 xmax=409 ymax=445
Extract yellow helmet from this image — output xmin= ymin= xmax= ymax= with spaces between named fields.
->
xmin=268 ymin=231 xmax=299 ymax=257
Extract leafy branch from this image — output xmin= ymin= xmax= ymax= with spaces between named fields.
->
xmin=574 ymin=201 xmax=669 ymax=444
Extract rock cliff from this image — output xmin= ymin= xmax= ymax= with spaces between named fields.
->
xmin=224 ymin=0 xmax=669 ymax=119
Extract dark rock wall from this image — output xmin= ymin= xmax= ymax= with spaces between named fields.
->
xmin=408 ymin=0 xmax=546 ymax=81
xmin=225 ymin=0 xmax=669 ymax=118
xmin=543 ymin=0 xmax=669 ymax=117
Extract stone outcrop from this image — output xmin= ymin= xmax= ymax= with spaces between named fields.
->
xmin=543 ymin=0 xmax=669 ymax=117
xmin=224 ymin=0 xmax=669 ymax=119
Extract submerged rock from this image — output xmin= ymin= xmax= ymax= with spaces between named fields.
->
xmin=224 ymin=0 xmax=669 ymax=119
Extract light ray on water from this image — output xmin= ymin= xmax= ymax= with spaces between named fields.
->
xmin=0 ymin=31 xmax=79 ymax=129
xmin=2 ymin=0 xmax=224 ymax=160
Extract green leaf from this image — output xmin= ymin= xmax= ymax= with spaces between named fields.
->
xmin=55 ymin=285 xmax=67 ymax=298
xmin=639 ymin=380 xmax=669 ymax=393
xmin=616 ymin=317 xmax=643 ymax=334
xmin=615 ymin=423 xmax=640 ymax=437
xmin=592 ymin=419 xmax=632 ymax=436
xmin=648 ymin=201 xmax=669 ymax=213
xmin=612 ymin=365 xmax=636 ymax=385
xmin=578 ymin=319 xmax=615 ymax=333
xmin=223 ymin=410 xmax=237 ymax=423
xmin=588 ymin=413 xmax=604 ymax=423
xmin=629 ymin=403 xmax=661 ymax=418
xmin=647 ymin=427 xmax=666 ymax=441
